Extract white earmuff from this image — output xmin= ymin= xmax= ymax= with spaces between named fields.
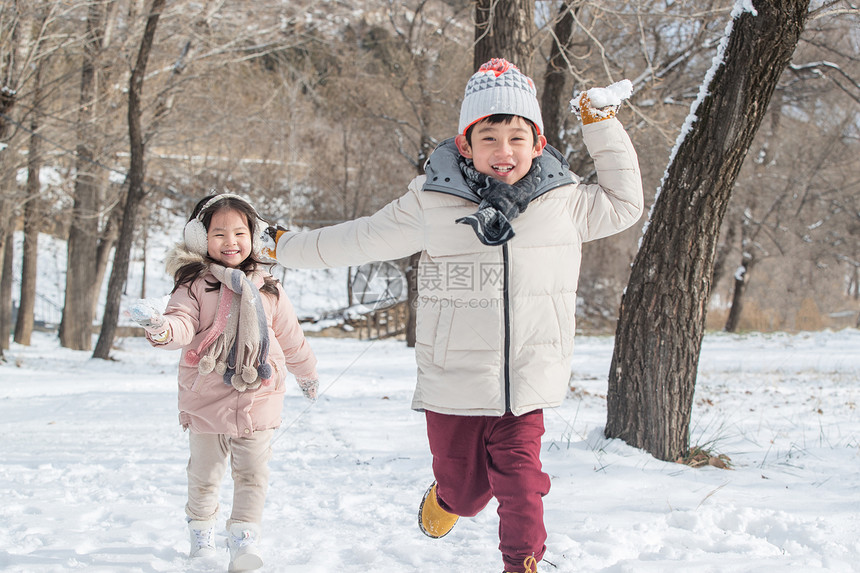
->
xmin=183 ymin=193 xmax=265 ymax=257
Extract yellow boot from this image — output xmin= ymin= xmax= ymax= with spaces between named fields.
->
xmin=505 ymin=555 xmax=538 ymax=573
xmin=418 ymin=481 xmax=459 ymax=538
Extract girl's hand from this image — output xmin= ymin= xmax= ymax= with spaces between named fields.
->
xmin=127 ymin=300 xmax=165 ymax=329
xmin=297 ymin=377 xmax=319 ymax=401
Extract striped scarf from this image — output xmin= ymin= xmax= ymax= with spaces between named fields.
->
xmin=455 ymin=156 xmax=542 ymax=246
xmin=184 ymin=263 xmax=272 ymax=392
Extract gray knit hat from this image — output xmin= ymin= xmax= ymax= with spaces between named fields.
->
xmin=458 ymin=58 xmax=543 ymax=135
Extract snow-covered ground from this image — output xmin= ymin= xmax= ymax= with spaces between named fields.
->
xmin=1 ymin=328 xmax=858 ymax=572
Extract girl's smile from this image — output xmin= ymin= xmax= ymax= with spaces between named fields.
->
xmin=206 ymin=208 xmax=253 ymax=267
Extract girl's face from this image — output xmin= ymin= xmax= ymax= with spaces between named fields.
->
xmin=206 ymin=207 xmax=253 ymax=268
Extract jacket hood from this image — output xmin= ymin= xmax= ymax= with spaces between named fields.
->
xmin=165 ymin=243 xmax=208 ymax=278
xmin=421 ymin=137 xmax=577 ymax=203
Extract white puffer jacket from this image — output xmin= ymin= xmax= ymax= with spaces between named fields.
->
xmin=275 ymin=118 xmax=643 ymax=416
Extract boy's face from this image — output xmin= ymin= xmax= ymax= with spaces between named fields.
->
xmin=455 ymin=116 xmax=547 ymax=184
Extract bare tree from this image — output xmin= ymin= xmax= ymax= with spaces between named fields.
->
xmin=13 ymin=43 xmax=44 ymax=346
xmin=93 ymin=0 xmax=166 ymax=360
xmin=606 ymin=1 xmax=811 ymax=461
xmin=60 ymin=0 xmax=114 ymax=351
xmin=474 ymin=0 xmax=535 ymax=73
xmin=3 ymin=0 xmax=853 ymax=354
xmin=0 ymin=236 xmax=11 ymax=351
xmin=380 ymin=1 xmax=469 ymax=346
xmin=0 ymin=0 xmax=23 ymax=357
xmin=540 ymin=1 xmax=578 ymax=151
xmin=2 ymin=0 xmax=65 ymax=349
xmin=0 ymin=0 xmax=29 ymax=356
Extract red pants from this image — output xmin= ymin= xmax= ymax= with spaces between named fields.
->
xmin=425 ymin=410 xmax=551 ymax=572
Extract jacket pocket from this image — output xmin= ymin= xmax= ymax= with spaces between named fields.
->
xmin=179 ymin=363 xmax=204 ymax=394
xmin=436 ymin=305 xmax=501 ymax=367
xmin=255 ymin=362 xmax=283 ymax=396
xmin=270 ymin=362 xmax=283 ymax=391
xmin=415 ymin=296 xmax=442 ymax=344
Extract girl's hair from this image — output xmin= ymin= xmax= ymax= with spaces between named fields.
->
xmin=172 ymin=194 xmax=280 ymax=298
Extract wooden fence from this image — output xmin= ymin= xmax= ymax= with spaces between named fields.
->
xmin=356 ymin=301 xmax=409 ymax=340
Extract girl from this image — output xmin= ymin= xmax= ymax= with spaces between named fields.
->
xmin=129 ymin=193 xmax=318 ymax=572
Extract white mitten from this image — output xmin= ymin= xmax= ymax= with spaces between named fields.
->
xmin=128 ymin=300 xmax=164 ymax=329
xmin=297 ymin=376 xmax=319 ymax=401
xmin=127 ymin=299 xmax=169 ymax=342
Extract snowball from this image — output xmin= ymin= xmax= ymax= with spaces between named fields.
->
xmin=586 ymin=79 xmax=634 ymax=108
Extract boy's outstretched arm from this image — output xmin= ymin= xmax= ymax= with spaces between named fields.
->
xmin=261 ymin=190 xmax=426 ymax=270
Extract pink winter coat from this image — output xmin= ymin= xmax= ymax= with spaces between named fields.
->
xmin=149 ymin=268 xmax=317 ymax=438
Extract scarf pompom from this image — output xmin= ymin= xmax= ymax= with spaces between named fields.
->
xmin=198 ymin=355 xmax=216 ymax=375
xmin=241 ymin=365 xmax=258 ymax=384
xmin=230 ymin=370 xmax=262 ymax=392
xmin=257 ymin=363 xmax=272 ymax=379
xmin=231 ymin=374 xmax=248 ymax=392
xmin=186 ymin=349 xmax=201 ymax=366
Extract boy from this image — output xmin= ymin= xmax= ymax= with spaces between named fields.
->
xmin=262 ymin=58 xmax=643 ymax=573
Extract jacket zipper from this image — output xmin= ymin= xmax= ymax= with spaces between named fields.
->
xmin=502 ymin=243 xmax=512 ymax=413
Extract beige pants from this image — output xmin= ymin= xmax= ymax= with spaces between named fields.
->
xmin=185 ymin=429 xmax=273 ymax=527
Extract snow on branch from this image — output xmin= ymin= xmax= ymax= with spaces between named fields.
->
xmin=789 ymin=61 xmax=860 ymax=104
xmin=640 ymin=1 xmax=753 ymax=243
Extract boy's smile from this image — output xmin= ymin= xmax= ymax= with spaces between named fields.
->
xmin=455 ymin=116 xmax=546 ymax=184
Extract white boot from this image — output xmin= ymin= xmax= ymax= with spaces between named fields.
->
xmin=187 ymin=519 xmax=217 ymax=559
xmin=227 ymin=522 xmax=263 ymax=572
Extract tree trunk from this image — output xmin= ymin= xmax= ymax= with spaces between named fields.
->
xmin=90 ymin=201 xmax=121 ymax=324
xmin=140 ymin=226 xmax=147 ymax=298
xmin=13 ymin=192 xmax=38 ymax=345
xmin=473 ymin=0 xmax=534 ymax=73
xmin=605 ymin=1 xmax=810 ymax=462
xmin=724 ymin=252 xmax=757 ymax=332
xmin=14 ymin=158 xmax=40 ymax=346
xmin=0 ymin=232 xmax=12 ymax=351
xmin=0 ymin=1 xmax=22 ymax=358
xmin=405 ymin=251 xmax=420 ymax=348
xmin=61 ymin=0 xmax=108 ymax=351
xmin=848 ymin=265 xmax=860 ymax=301
xmin=405 ymin=106 xmax=435 ymax=348
xmin=0 ymin=200 xmax=12 ymax=358
xmin=93 ymin=0 xmax=166 ymax=359
xmin=13 ymin=57 xmax=43 ymax=346
xmin=347 ymin=266 xmax=353 ymax=307
xmin=540 ymin=2 xmax=578 ymax=151
xmin=722 ymin=94 xmax=782 ymax=333
xmin=710 ymin=219 xmax=736 ymax=289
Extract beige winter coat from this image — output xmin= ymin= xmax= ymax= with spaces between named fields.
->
xmin=149 ymin=254 xmax=318 ymax=436
xmin=275 ymin=118 xmax=643 ymax=416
